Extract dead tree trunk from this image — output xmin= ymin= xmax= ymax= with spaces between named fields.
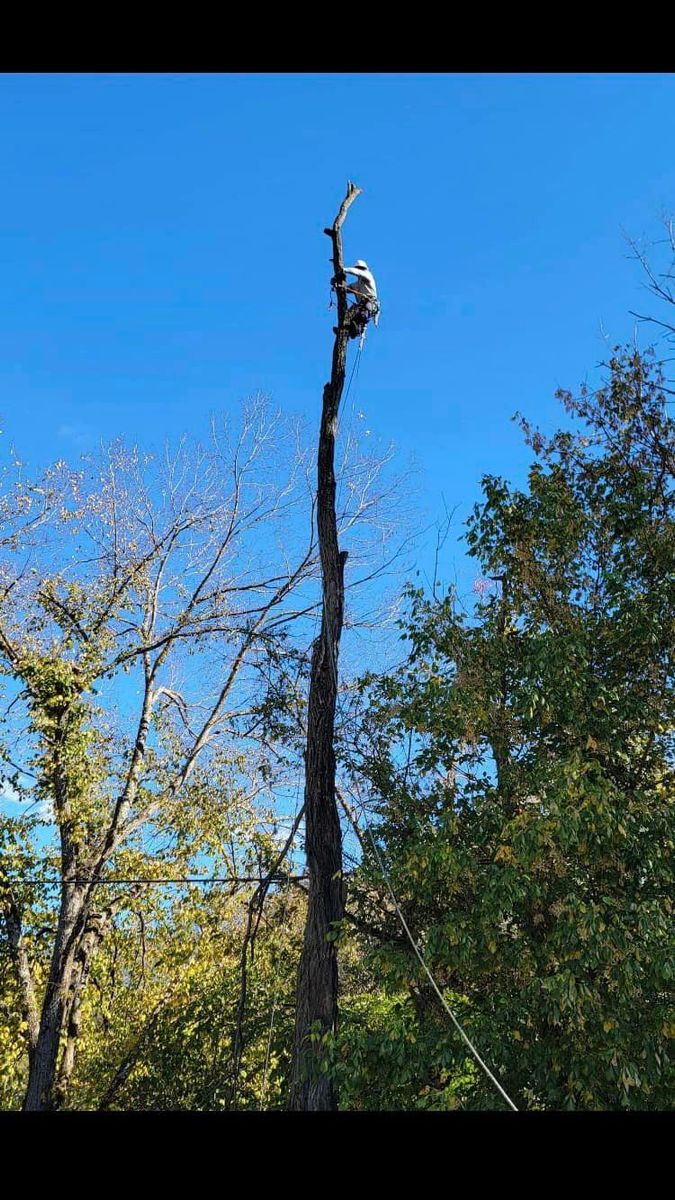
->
xmin=287 ymin=181 xmax=361 ymax=1110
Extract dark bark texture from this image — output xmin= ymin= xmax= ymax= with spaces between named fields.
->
xmin=22 ymin=879 xmax=86 ymax=1110
xmin=287 ymin=182 xmax=361 ymax=1110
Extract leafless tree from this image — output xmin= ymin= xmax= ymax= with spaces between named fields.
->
xmin=0 ymin=394 xmax=400 ymax=1110
xmin=626 ymin=213 xmax=675 ymax=349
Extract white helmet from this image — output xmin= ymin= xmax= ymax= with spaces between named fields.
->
xmin=354 ymin=259 xmax=369 ymax=269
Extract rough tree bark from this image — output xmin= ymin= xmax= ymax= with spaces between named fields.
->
xmin=287 ymin=181 xmax=361 ymax=1110
xmin=23 ymin=876 xmax=87 ymax=1110
xmin=1 ymin=885 xmax=40 ymax=1065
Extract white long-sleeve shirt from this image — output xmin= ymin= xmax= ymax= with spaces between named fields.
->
xmin=344 ymin=265 xmax=378 ymax=302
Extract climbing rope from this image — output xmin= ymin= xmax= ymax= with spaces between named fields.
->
xmin=300 ymin=290 xmax=518 ymax=1111
xmin=358 ymin=805 xmax=519 ymax=1111
xmin=325 ymin=625 xmax=519 ymax=1111
xmin=342 ymin=337 xmax=364 ymax=412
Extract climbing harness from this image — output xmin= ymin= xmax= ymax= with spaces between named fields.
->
xmin=329 ymin=275 xmax=380 ymax=344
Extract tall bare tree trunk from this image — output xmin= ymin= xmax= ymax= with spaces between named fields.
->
xmin=288 ymin=181 xmax=361 ymax=1110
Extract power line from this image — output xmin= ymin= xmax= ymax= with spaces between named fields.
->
xmin=2 ymin=873 xmax=307 ymax=888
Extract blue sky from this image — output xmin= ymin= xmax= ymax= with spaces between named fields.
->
xmin=1 ymin=72 xmax=674 ymax=594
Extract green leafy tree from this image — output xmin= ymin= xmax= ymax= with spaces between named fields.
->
xmin=346 ymin=348 xmax=674 ymax=1109
xmin=65 ymin=856 xmax=305 ymax=1111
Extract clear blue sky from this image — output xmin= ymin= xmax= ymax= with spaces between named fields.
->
xmin=1 ymin=72 xmax=674 ymax=590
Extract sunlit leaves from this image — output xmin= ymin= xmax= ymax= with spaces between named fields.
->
xmin=346 ymin=348 xmax=674 ymax=1110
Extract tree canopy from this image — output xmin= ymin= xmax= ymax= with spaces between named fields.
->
xmin=0 ymin=341 xmax=672 ymax=1111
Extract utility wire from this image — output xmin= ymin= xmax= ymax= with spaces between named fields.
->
xmin=2 ymin=873 xmax=307 ymax=888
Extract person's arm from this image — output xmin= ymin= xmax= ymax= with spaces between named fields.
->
xmin=333 ymin=267 xmax=363 ymax=284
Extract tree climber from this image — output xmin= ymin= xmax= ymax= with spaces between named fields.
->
xmin=333 ymin=259 xmax=380 ymax=340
